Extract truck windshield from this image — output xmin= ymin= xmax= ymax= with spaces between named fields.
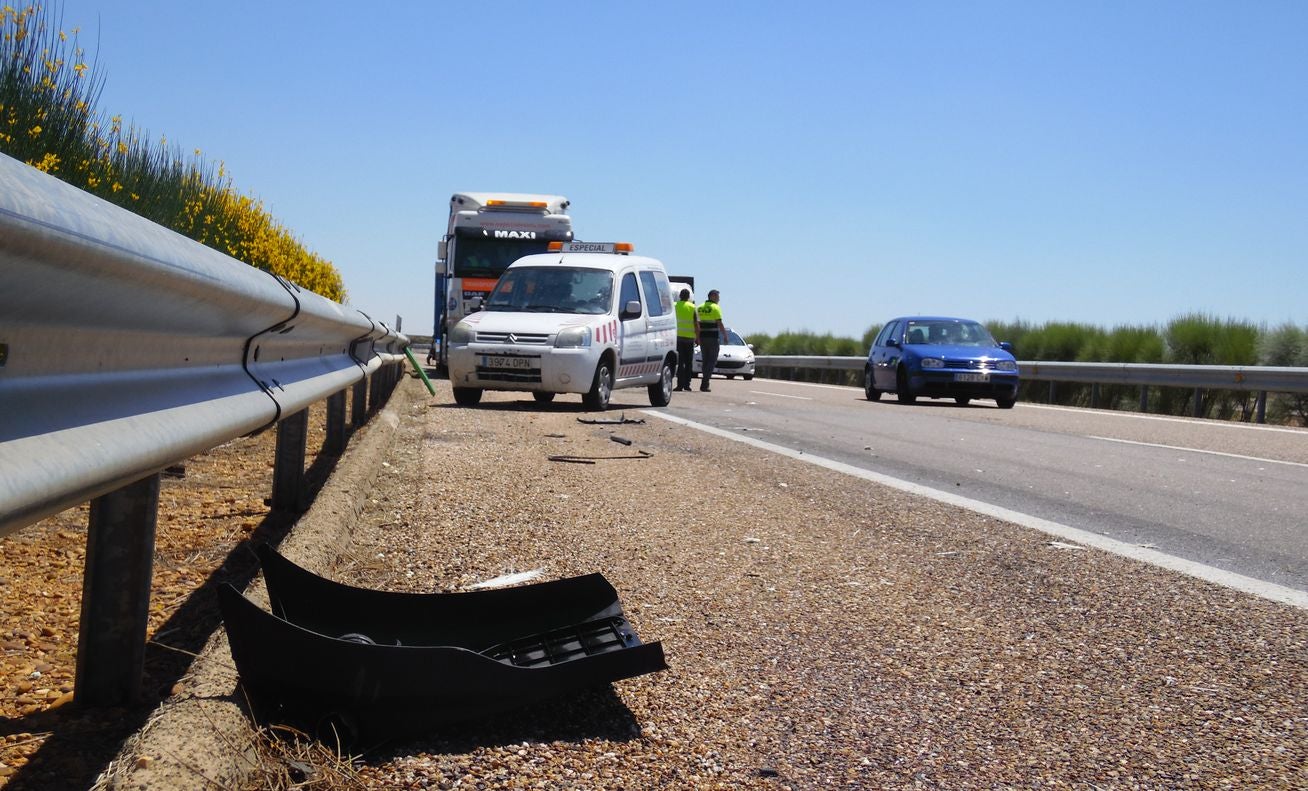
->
xmin=453 ymin=236 xmax=553 ymax=278
xmin=484 ymin=267 xmax=614 ymax=315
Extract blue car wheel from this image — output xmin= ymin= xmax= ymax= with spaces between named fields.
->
xmin=896 ymin=367 xmax=916 ymax=404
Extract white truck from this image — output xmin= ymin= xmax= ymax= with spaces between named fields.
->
xmin=433 ymin=193 xmax=572 ymax=372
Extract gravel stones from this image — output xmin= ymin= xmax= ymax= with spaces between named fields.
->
xmin=337 ymin=381 xmax=1307 ymax=789
xmin=1 ymin=375 xmax=1305 ymax=788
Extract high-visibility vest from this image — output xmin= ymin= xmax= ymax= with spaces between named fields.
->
xmin=674 ymin=300 xmax=698 ymax=339
xmin=697 ymin=301 xmax=724 ymax=340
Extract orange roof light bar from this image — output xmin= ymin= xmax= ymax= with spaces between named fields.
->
xmin=486 ymin=199 xmax=549 ymax=208
xmin=553 ymin=242 xmax=635 ymax=254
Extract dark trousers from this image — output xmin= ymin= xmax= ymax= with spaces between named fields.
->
xmin=676 ymin=336 xmax=695 ymax=389
xmin=699 ymin=336 xmax=721 ymax=388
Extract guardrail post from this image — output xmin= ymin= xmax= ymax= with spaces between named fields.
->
xmin=271 ymin=409 xmax=308 ymax=511
xmin=1192 ymin=388 xmax=1204 ymax=418
xmin=369 ymin=371 xmax=382 ymax=413
xmin=1139 ymin=385 xmax=1149 ymax=413
xmin=75 ymin=473 xmax=160 ymax=706
xmin=1256 ymin=391 xmax=1267 ymax=424
xmin=1048 ymin=381 xmax=1056 ymax=403
xmin=325 ymin=390 xmax=346 ymax=455
xmin=1090 ymin=383 xmax=1100 ymax=409
xmin=352 ymin=378 xmax=368 ymax=427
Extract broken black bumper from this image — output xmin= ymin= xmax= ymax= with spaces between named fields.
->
xmin=218 ymin=546 xmax=666 ymax=744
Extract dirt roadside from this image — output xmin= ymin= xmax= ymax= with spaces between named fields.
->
xmin=2 ymin=373 xmax=1306 ymax=788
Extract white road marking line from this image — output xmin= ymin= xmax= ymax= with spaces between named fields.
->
xmin=748 ymin=390 xmax=813 ymax=400
xmin=753 ymin=378 xmax=1308 ymax=436
xmin=1088 ymin=435 xmax=1308 ymax=469
xmin=1022 ymin=402 xmax=1307 ymax=435
xmin=644 ymin=410 xmax=1308 ymax=610
xmin=746 ymin=379 xmax=856 ymax=392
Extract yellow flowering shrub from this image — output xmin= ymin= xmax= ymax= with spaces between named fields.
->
xmin=1 ymin=4 xmax=346 ymax=302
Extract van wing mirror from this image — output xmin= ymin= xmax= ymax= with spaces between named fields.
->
xmin=469 ymin=296 xmax=484 ymax=313
xmin=621 ymin=300 xmax=642 ymax=319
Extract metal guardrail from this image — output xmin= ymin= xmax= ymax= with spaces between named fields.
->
xmin=755 ymin=356 xmax=1308 ymax=394
xmin=0 ymin=152 xmax=408 ymax=537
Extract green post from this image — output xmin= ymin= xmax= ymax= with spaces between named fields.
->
xmin=405 ymin=346 xmax=437 ymax=396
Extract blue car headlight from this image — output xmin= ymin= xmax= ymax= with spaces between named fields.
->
xmin=994 ymin=360 xmax=1018 ymax=372
xmin=920 ymin=357 xmax=944 ymax=369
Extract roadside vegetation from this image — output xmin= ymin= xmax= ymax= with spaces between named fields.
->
xmin=0 ymin=3 xmax=344 ymax=300
xmin=748 ymin=314 xmax=1308 ymax=425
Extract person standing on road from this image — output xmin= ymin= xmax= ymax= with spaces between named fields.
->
xmin=696 ymin=289 xmax=727 ymax=392
xmin=673 ymin=288 xmax=699 ymax=392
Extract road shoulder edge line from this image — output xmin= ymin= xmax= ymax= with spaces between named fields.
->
xmin=646 ymin=409 xmax=1308 ymax=611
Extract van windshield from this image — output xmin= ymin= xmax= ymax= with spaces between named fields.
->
xmin=484 ymin=267 xmax=614 ymax=315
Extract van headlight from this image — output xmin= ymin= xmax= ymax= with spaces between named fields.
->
xmin=555 ymin=326 xmax=592 ymax=348
xmin=448 ymin=323 xmax=474 ymax=345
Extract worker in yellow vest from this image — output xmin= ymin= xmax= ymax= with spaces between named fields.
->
xmin=673 ymin=288 xmax=699 ymax=391
xmin=696 ymin=289 xmax=727 ymax=392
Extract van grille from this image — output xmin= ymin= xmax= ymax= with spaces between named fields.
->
xmin=476 ymin=331 xmax=550 ymax=345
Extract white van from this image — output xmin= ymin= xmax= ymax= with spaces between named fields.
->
xmin=446 ymin=242 xmax=678 ymax=410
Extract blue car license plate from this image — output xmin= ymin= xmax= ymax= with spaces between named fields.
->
xmin=954 ymin=372 xmax=989 ymax=383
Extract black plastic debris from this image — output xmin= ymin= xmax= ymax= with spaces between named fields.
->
xmin=576 ymin=415 xmax=645 ymax=425
xmin=610 ymin=435 xmax=633 ymax=446
xmin=218 ymin=545 xmax=666 ymax=746
xmin=547 ymin=449 xmax=653 ymax=464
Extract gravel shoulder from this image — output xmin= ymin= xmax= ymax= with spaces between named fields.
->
xmin=2 ymin=374 xmax=1305 ymax=789
xmin=337 ymin=380 xmax=1306 ymax=789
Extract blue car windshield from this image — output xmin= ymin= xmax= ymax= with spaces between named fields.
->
xmin=903 ymin=320 xmax=997 ymax=347
xmin=484 ymin=267 xmax=614 ymax=314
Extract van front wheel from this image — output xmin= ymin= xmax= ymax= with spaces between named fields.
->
xmin=649 ymin=358 xmax=673 ymax=407
xmin=583 ymin=359 xmax=613 ymax=411
xmin=452 ymin=387 xmax=482 ymax=406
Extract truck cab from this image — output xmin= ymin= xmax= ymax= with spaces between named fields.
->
xmin=434 ymin=193 xmax=572 ymax=372
xmin=446 ymin=242 xmax=678 ymax=410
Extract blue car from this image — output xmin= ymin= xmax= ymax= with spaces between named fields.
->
xmin=865 ymin=316 xmax=1019 ymax=408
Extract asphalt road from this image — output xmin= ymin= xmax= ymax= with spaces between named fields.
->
xmin=644 ymin=376 xmax=1308 ymax=595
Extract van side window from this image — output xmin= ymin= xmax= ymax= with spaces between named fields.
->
xmin=639 ymin=271 xmax=669 ymax=316
xmin=619 ymin=273 xmax=642 ymax=316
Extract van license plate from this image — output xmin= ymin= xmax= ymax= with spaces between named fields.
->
xmin=955 ymin=372 xmax=989 ymax=383
xmin=482 ymin=356 xmax=536 ymax=370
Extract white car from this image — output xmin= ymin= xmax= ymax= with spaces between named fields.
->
xmin=693 ymin=329 xmax=756 ymax=380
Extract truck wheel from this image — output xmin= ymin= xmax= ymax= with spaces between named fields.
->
xmin=452 ymin=387 xmax=482 ymax=406
xmin=436 ymin=329 xmax=449 ymax=378
xmin=532 ymin=392 xmax=556 ymax=404
xmin=648 ymin=358 xmax=673 ymax=407
xmin=582 ymin=359 xmax=613 ymax=411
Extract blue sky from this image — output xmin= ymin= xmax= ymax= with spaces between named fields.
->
xmin=50 ymin=1 xmax=1308 ymax=340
